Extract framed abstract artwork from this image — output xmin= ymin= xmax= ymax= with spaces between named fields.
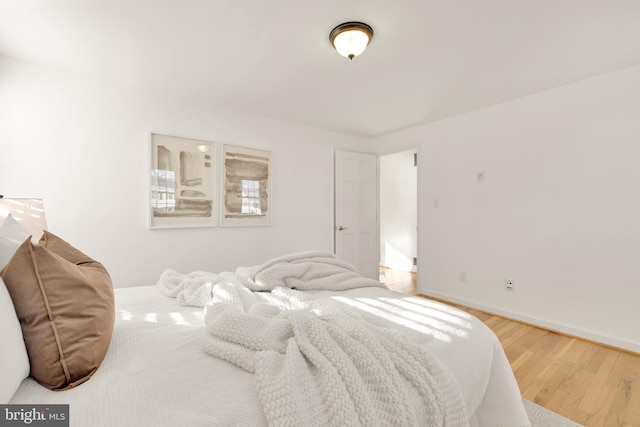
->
xmin=221 ymin=144 xmax=271 ymax=226
xmin=149 ymin=133 xmax=216 ymax=228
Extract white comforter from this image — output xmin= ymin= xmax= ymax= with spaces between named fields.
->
xmin=156 ymin=252 xmax=528 ymax=427
xmin=159 ymin=252 xmax=468 ymax=426
xmin=10 ymin=253 xmax=531 ymax=426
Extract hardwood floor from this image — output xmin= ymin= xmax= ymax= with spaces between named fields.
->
xmin=380 ymin=267 xmax=640 ymax=427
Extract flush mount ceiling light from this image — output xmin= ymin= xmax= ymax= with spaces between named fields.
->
xmin=329 ymin=21 xmax=374 ymax=60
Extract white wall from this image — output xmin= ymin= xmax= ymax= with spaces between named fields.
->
xmin=4 ymin=53 xmax=639 ymax=352
xmin=371 ymin=65 xmax=640 ymax=353
xmin=379 ymin=150 xmax=417 ymax=271
xmin=0 ymin=56 xmax=366 ymax=287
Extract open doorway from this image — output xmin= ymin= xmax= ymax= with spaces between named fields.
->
xmin=379 ymin=150 xmax=417 ymax=294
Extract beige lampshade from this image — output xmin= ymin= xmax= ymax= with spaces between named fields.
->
xmin=0 ymin=198 xmax=48 ymax=242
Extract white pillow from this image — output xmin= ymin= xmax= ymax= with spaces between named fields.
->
xmin=0 ymin=276 xmax=30 ymax=403
xmin=0 ymin=214 xmax=30 ymax=270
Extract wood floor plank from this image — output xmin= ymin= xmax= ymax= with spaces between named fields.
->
xmin=586 ymin=346 xmax=612 ymax=375
xmin=510 ymin=350 xmax=534 ymax=373
xmin=545 ymin=383 xmax=571 ymax=414
xmin=556 ymin=368 xmax=593 ymax=418
xmin=516 ymin=355 xmax=554 ymax=395
xmin=605 ymin=377 xmax=632 ymax=426
xmin=607 ymin=352 xmax=638 ymax=386
xmin=596 ymin=351 xmax=621 ymax=382
xmin=576 ymin=377 xmax=605 ymax=415
xmin=572 ymin=409 xmax=593 ymax=426
xmin=534 ymin=360 xmax=575 ymax=407
xmin=497 ymin=322 xmax=533 ymax=351
xmin=621 ymin=353 xmax=640 ymax=382
xmin=584 ymin=383 xmax=618 ymax=425
xmin=545 ymin=359 xmax=580 ymax=412
xmin=624 ymin=380 xmax=640 ymax=426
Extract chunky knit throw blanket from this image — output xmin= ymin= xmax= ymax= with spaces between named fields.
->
xmin=158 ymin=253 xmax=469 ymax=427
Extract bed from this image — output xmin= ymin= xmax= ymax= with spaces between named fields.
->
xmin=1 ymin=211 xmax=530 ymax=426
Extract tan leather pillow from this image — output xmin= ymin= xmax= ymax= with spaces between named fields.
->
xmin=0 ymin=231 xmax=115 ymax=390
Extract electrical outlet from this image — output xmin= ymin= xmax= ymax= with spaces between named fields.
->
xmin=477 ymin=171 xmax=485 ymax=182
xmin=505 ymin=279 xmax=514 ymax=291
xmin=459 ymin=272 xmax=467 ymax=284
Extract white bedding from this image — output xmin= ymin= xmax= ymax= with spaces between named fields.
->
xmin=10 ymin=285 xmax=531 ymax=426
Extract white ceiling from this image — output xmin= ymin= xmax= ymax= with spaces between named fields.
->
xmin=1 ymin=0 xmax=639 ymax=137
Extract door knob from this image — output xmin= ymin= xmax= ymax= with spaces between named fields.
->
xmin=337 ymin=226 xmax=348 ymax=231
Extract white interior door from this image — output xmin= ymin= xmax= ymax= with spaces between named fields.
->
xmin=334 ymin=150 xmax=378 ymax=280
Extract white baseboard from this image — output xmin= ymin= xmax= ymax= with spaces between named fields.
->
xmin=419 ymin=290 xmax=640 ymax=355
